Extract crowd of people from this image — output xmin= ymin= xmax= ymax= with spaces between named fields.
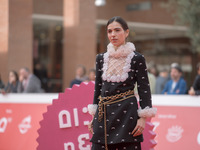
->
xmin=148 ymin=62 xmax=200 ymax=96
xmin=0 ymin=67 xmax=44 ymax=94
xmin=70 ymin=65 xmax=96 ymax=88
xmin=0 ymin=62 xmax=200 ymax=96
xmin=0 ymin=65 xmax=96 ymax=94
xmin=70 ymin=62 xmax=200 ymax=96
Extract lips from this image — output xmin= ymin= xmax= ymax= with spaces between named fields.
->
xmin=111 ymin=39 xmax=117 ymax=42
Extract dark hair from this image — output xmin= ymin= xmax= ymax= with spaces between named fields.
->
xmin=106 ymin=16 xmax=129 ymax=31
xmin=10 ymin=70 xmax=19 ymax=81
xmin=171 ymin=64 xmax=182 ymax=73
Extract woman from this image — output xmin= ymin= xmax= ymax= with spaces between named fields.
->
xmin=4 ymin=70 xmax=19 ymax=93
xmin=88 ymin=16 xmax=156 ymax=150
xmin=70 ymin=65 xmax=88 ymax=88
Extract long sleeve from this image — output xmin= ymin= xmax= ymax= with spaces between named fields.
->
xmin=162 ymin=81 xmax=170 ymax=94
xmin=162 ymin=79 xmax=187 ymax=94
xmin=24 ymin=75 xmax=43 ymax=93
xmin=88 ymin=54 xmax=103 ymax=115
xmin=135 ymin=54 xmax=156 ymax=118
xmin=93 ymin=54 xmax=103 ymax=104
xmin=195 ymin=90 xmax=200 ymax=95
xmin=177 ymin=78 xmax=187 ymax=94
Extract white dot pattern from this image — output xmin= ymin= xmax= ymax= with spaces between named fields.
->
xmin=91 ymin=49 xmax=153 ymax=146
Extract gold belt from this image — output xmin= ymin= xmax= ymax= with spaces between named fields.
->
xmin=98 ymin=89 xmax=135 ymax=150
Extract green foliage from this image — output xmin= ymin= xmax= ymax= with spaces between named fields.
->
xmin=168 ymin=0 xmax=200 ymax=53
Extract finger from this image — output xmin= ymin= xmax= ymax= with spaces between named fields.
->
xmin=132 ymin=126 xmax=138 ymax=134
xmin=89 ymin=128 xmax=93 ymax=134
xmin=89 ymin=129 xmax=92 ymax=134
xmin=88 ymin=125 xmax=92 ymax=131
xmin=88 ymin=127 xmax=92 ymax=133
xmin=133 ymin=128 xmax=142 ymax=137
xmin=88 ymin=124 xmax=93 ymax=134
xmin=133 ymin=129 xmax=140 ymax=137
xmin=132 ymin=126 xmax=142 ymax=134
xmin=137 ymin=127 xmax=144 ymax=132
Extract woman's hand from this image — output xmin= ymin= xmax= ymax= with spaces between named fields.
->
xmin=132 ymin=117 xmax=146 ymax=137
xmin=88 ymin=120 xmax=93 ymax=134
xmin=189 ymin=87 xmax=195 ymax=96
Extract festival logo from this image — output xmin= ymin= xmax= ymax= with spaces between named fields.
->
xmin=166 ymin=125 xmax=184 ymax=143
xmin=37 ymin=83 xmax=95 ymax=150
xmin=0 ymin=117 xmax=8 ymax=133
xmin=18 ymin=115 xmax=32 ymax=134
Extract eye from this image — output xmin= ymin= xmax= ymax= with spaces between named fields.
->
xmin=107 ymin=30 xmax=112 ymax=33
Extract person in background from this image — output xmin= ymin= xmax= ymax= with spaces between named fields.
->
xmin=134 ymin=65 xmax=156 ymax=95
xmin=70 ymin=65 xmax=88 ymax=88
xmin=17 ymin=67 xmax=44 ymax=93
xmin=162 ymin=63 xmax=187 ymax=94
xmin=4 ymin=70 xmax=19 ymax=93
xmin=147 ymin=63 xmax=157 ymax=94
xmin=155 ymin=69 xmax=169 ymax=94
xmin=148 ymin=64 xmax=158 ymax=77
xmin=0 ymin=74 xmax=5 ymax=91
xmin=188 ymin=62 xmax=200 ymax=96
xmin=148 ymin=71 xmax=156 ymax=94
xmin=88 ymin=68 xmax=96 ymax=81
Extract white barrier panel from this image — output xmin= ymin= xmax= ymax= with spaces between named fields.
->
xmin=0 ymin=94 xmax=57 ymax=150
xmin=0 ymin=94 xmax=200 ymax=150
xmin=0 ymin=93 xmax=57 ymax=104
xmin=151 ymin=95 xmax=200 ymax=150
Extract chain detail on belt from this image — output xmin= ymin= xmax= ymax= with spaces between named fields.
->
xmin=98 ymin=89 xmax=134 ymax=122
xmin=97 ymin=89 xmax=135 ymax=150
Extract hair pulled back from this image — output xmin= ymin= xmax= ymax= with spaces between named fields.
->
xmin=106 ymin=16 xmax=129 ymax=31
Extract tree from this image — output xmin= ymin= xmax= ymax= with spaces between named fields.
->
xmin=166 ymin=0 xmax=200 ymax=86
xmin=168 ymin=0 xmax=200 ymax=53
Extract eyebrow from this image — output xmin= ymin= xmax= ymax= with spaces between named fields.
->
xmin=107 ymin=27 xmax=122 ymax=31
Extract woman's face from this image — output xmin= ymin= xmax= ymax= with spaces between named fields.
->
xmin=9 ymin=72 xmax=16 ymax=84
xmin=89 ymin=71 xmax=95 ymax=81
xmin=107 ymin=21 xmax=129 ymax=47
xmin=76 ymin=67 xmax=85 ymax=77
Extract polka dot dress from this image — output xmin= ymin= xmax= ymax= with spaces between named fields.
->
xmin=90 ymin=43 xmax=153 ymax=149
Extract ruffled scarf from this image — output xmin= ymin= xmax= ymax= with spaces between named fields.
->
xmin=102 ymin=42 xmax=136 ymax=82
xmin=107 ymin=42 xmax=136 ymax=58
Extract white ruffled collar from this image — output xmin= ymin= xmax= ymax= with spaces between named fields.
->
xmin=102 ymin=42 xmax=135 ymax=82
xmin=107 ymin=42 xmax=136 ymax=58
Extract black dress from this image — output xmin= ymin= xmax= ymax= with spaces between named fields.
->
xmin=88 ymin=42 xmax=156 ymax=148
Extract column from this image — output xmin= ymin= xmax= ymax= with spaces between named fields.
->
xmin=0 ymin=0 xmax=9 ymax=83
xmin=0 ymin=0 xmax=33 ymax=83
xmin=63 ymin=0 xmax=96 ymax=89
